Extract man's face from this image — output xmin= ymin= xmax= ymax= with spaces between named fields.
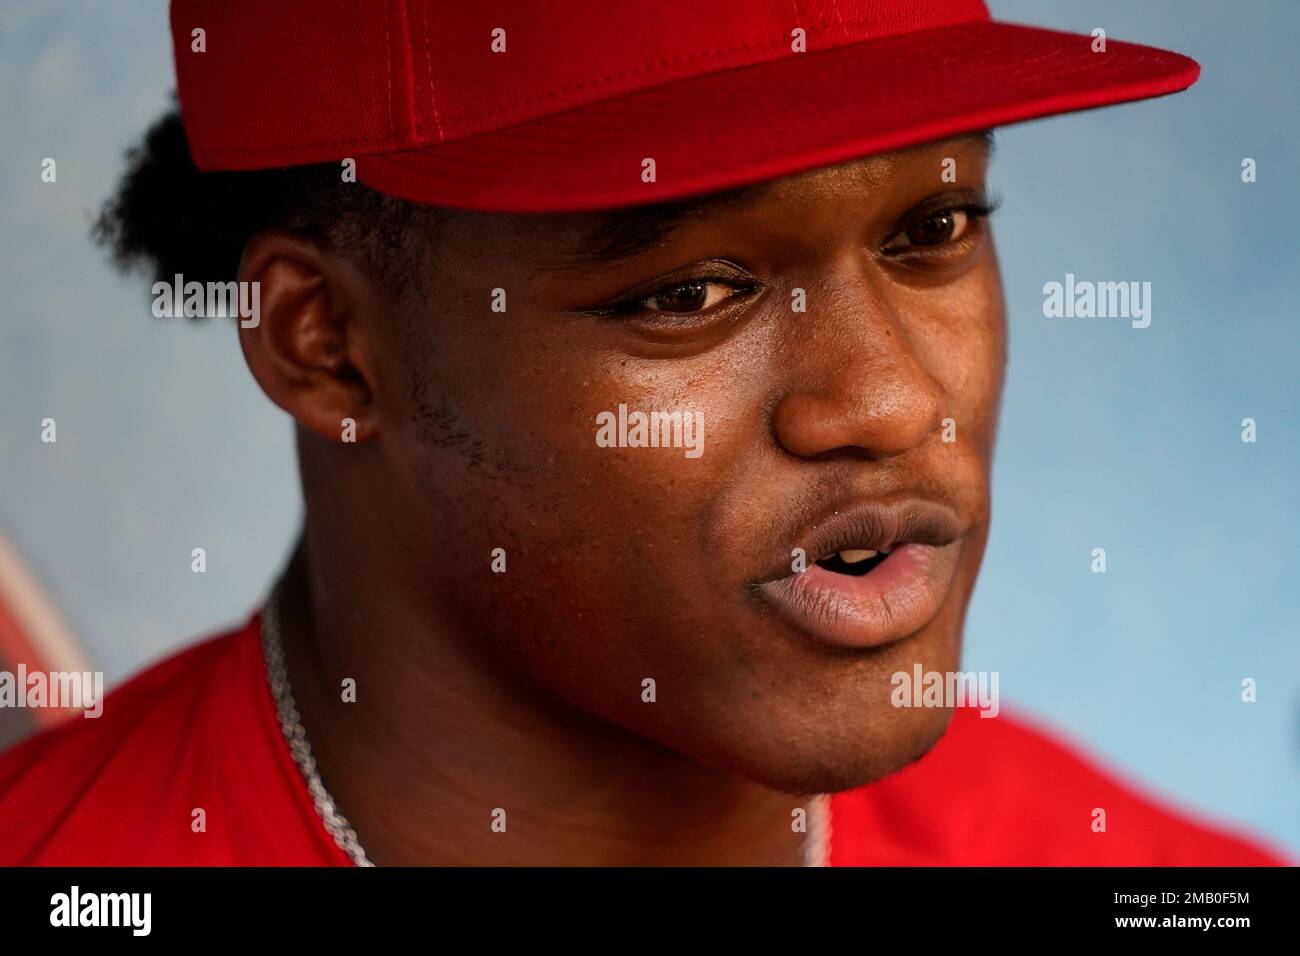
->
xmin=363 ymin=134 xmax=1003 ymax=794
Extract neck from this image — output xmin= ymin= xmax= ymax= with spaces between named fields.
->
xmin=274 ymin=532 xmax=819 ymax=866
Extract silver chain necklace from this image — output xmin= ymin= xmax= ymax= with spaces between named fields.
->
xmin=261 ymin=584 xmax=374 ymax=866
xmin=260 ymin=582 xmax=831 ymax=867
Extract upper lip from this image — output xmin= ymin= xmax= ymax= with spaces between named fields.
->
xmin=759 ymin=498 xmax=965 ymax=582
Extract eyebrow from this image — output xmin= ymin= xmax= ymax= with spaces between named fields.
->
xmin=573 ymin=182 xmax=771 ymax=265
xmin=568 ymin=130 xmax=995 ymax=266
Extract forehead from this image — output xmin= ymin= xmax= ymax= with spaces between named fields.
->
xmin=431 ymin=131 xmax=991 ymax=271
xmin=553 ymin=131 xmax=994 ymax=265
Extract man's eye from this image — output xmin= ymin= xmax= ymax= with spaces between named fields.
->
xmin=641 ymin=280 xmax=743 ymax=313
xmin=882 ymin=195 xmax=999 ymax=257
xmin=585 ymin=265 xmax=762 ymax=323
xmin=899 ymin=208 xmax=970 ymax=248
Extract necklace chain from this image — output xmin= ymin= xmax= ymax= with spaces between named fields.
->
xmin=260 ymin=581 xmax=831 ymax=867
xmin=261 ymin=584 xmax=374 ymax=866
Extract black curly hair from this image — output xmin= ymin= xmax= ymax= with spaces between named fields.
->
xmin=93 ymin=104 xmax=448 ymax=305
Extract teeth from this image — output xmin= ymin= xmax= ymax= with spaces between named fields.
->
xmin=838 ymin=549 xmax=878 ymax=563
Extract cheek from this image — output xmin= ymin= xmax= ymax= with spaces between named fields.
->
xmin=376 ymin=301 xmax=735 ymax=639
xmin=909 ymin=257 xmax=1006 ymax=455
xmin=405 ymin=348 xmax=764 ymax=723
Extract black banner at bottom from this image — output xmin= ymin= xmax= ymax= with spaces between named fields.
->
xmin=0 ymin=865 xmax=1292 ymax=941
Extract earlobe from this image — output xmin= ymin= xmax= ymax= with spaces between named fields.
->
xmin=235 ymin=230 xmax=383 ymax=443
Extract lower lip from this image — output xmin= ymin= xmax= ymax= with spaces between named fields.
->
xmin=759 ymin=541 xmax=962 ymax=650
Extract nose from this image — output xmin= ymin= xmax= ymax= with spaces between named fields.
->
xmin=771 ymin=278 xmax=945 ymax=461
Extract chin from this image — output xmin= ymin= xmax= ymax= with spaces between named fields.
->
xmin=730 ymin=702 xmax=958 ymax=797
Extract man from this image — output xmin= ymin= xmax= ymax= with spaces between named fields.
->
xmin=0 ymin=0 xmax=1284 ymax=865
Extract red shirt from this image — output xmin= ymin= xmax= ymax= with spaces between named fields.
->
xmin=0 ymin=615 xmax=1286 ymax=866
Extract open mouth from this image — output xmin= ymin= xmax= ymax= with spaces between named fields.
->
xmin=757 ymin=501 xmax=966 ymax=650
xmin=814 ymin=547 xmax=891 ymax=577
xmin=766 ymin=540 xmax=960 ymax=649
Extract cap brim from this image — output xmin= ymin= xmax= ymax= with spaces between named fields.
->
xmin=357 ymin=21 xmax=1199 ymax=213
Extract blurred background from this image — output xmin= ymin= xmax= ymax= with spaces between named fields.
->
xmin=1 ymin=1 xmax=1296 ymax=854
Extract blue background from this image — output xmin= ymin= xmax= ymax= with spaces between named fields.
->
xmin=1 ymin=1 xmax=1296 ymax=856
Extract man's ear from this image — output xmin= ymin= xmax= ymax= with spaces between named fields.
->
xmin=235 ymin=231 xmax=384 ymax=443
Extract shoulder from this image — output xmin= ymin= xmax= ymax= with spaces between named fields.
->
xmin=829 ymin=705 xmax=1289 ymax=866
xmin=0 ymin=616 xmax=345 ymax=866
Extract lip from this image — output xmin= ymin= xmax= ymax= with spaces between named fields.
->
xmin=757 ymin=500 xmax=965 ymax=650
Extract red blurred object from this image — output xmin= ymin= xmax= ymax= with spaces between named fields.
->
xmin=0 ymin=615 xmax=1284 ymax=865
xmin=0 ymin=528 xmax=93 ymax=748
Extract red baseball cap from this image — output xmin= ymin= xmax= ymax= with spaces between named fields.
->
xmin=170 ymin=0 xmax=1199 ymax=213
